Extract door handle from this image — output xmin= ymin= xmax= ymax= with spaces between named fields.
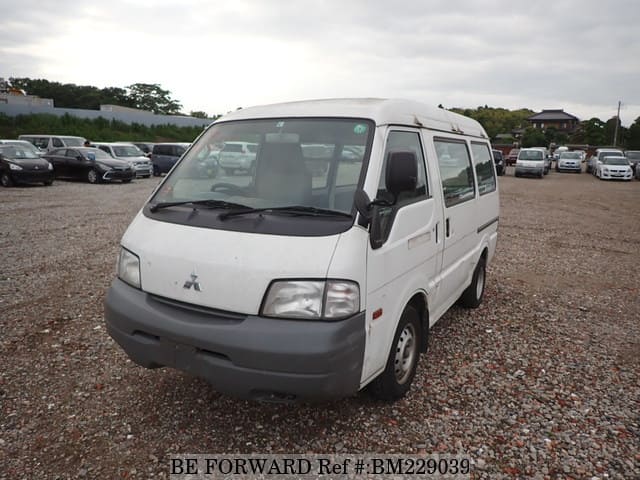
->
xmin=445 ymin=218 xmax=451 ymax=238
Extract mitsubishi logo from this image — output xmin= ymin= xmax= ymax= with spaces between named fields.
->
xmin=183 ymin=273 xmax=202 ymax=291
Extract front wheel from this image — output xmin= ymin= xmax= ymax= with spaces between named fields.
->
xmin=459 ymin=256 xmax=486 ymax=308
xmin=87 ymin=168 xmax=99 ymax=184
xmin=1 ymin=172 xmax=14 ymax=187
xmin=369 ymin=306 xmax=421 ymax=401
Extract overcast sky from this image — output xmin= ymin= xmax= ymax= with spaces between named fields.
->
xmin=2 ymin=0 xmax=639 ymax=125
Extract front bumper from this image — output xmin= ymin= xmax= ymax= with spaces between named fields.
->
xmin=515 ymin=166 xmax=544 ymax=176
xmin=104 ymin=279 xmax=365 ymax=401
xmin=11 ymin=169 xmax=54 ymax=184
xmin=133 ymin=164 xmax=152 ymax=177
xmin=558 ymin=162 xmax=581 ymax=172
xmin=600 ymin=170 xmax=632 ymax=180
xmin=102 ymin=169 xmax=135 ymax=181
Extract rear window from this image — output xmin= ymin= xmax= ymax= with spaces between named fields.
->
xmin=223 ymin=143 xmax=244 ymax=152
xmin=519 ymin=150 xmax=543 ymax=160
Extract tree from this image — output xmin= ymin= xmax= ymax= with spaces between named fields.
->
xmin=126 ymin=83 xmax=182 ymax=115
xmin=570 ymin=118 xmax=606 ymax=145
xmin=626 ymin=117 xmax=640 ymax=149
xmin=189 ymin=111 xmax=208 ymax=119
xmin=520 ymin=127 xmax=547 ymax=147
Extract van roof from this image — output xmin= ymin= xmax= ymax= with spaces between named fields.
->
xmin=216 ymin=98 xmax=488 ymax=139
xmin=19 ymin=134 xmax=86 ymax=139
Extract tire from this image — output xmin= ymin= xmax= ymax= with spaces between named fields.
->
xmin=1 ymin=172 xmax=13 ymax=187
xmin=369 ymin=306 xmax=421 ymax=401
xmin=153 ymin=165 xmax=160 ymax=177
xmin=122 ymin=179 xmax=132 ymax=183
xmin=87 ymin=169 xmax=99 ymax=184
xmin=44 ymin=179 xmax=53 ymax=186
xmin=459 ymin=255 xmax=486 ymax=309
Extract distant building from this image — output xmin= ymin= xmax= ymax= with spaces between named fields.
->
xmin=527 ymin=109 xmax=579 ymax=133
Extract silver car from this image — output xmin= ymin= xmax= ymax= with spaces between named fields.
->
xmin=556 ymin=151 xmax=582 ymax=173
xmin=92 ymin=142 xmax=152 ymax=178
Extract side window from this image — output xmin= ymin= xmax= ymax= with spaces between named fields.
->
xmin=434 ymin=138 xmax=475 ymax=208
xmin=65 ymin=149 xmax=78 ymax=157
xmin=33 ymin=138 xmax=49 ymax=149
xmin=374 ymin=131 xmax=429 ymax=244
xmin=377 ymin=131 xmax=428 ymax=203
xmin=175 ymin=146 xmax=186 ymax=156
xmin=471 ymin=142 xmax=496 ymax=195
xmin=52 ymin=137 xmax=63 ymax=148
xmin=98 ymin=146 xmax=110 ymax=155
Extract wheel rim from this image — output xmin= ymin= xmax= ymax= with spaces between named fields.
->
xmin=394 ymin=323 xmax=417 ymax=385
xmin=88 ymin=170 xmax=97 ymax=183
xmin=1 ymin=174 xmax=8 ymax=186
xmin=476 ymin=264 xmax=485 ymax=300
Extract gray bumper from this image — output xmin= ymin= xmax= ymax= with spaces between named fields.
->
xmin=104 ymin=279 xmax=365 ymax=401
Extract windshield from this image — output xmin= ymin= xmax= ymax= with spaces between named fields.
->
xmin=626 ymin=151 xmax=640 ymax=160
xmin=0 ymin=145 xmax=40 ymax=159
xmin=602 ymin=157 xmax=629 ymax=165
xmin=79 ymin=147 xmax=112 ymax=160
xmin=4 ymin=141 xmax=41 ymax=156
xmin=64 ymin=137 xmax=85 ymax=147
xmin=518 ymin=150 xmax=543 ymax=160
xmin=151 ymin=118 xmax=373 ymax=215
xmin=113 ymin=145 xmax=144 ymax=157
xmin=560 ymin=152 xmax=581 ymax=159
xmin=598 ymin=150 xmax=623 ymax=160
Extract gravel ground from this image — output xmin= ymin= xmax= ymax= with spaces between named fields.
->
xmin=1 ymin=169 xmax=639 ymax=479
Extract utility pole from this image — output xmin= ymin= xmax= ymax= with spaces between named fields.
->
xmin=613 ymin=100 xmax=621 ymax=146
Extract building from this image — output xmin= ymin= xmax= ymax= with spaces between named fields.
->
xmin=527 ymin=109 xmax=579 ymax=133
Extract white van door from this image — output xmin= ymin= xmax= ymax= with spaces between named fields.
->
xmin=362 ymin=128 xmax=443 ymax=383
xmin=428 ymin=136 xmax=480 ymax=316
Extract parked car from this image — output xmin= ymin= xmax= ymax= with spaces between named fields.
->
xmin=506 ymin=148 xmax=520 ymax=166
xmin=596 ymin=156 xmax=633 ymax=181
xmin=587 ymin=148 xmax=625 ymax=175
xmin=515 ymin=148 xmax=546 ymax=178
xmin=0 ymin=139 xmax=45 ymax=157
xmin=625 ymin=150 xmax=640 ymax=174
xmin=43 ymin=147 xmax=135 ymax=184
xmin=104 ymin=98 xmax=499 ymax=402
xmin=553 ymin=146 xmax=569 ymax=160
xmin=556 ymin=151 xmax=582 ymax=173
xmin=92 ymin=142 xmax=152 ymax=178
xmin=492 ymin=149 xmax=505 ymax=176
xmin=18 ymin=134 xmax=86 ymax=152
xmin=217 ymin=141 xmax=258 ymax=175
xmin=0 ymin=144 xmax=54 ymax=187
xmin=150 ymin=143 xmax=190 ymax=176
xmin=131 ymin=142 xmax=156 ymax=156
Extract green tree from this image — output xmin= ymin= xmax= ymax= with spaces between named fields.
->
xmin=189 ymin=111 xmax=209 ymax=119
xmin=126 ymin=83 xmax=182 ymax=115
xmin=626 ymin=117 xmax=640 ymax=149
xmin=570 ymin=118 xmax=606 ymax=145
xmin=520 ymin=127 xmax=547 ymax=147
xmin=449 ymin=106 xmax=534 ymax=141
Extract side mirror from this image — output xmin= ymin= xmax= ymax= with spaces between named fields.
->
xmin=386 ymin=150 xmax=418 ymax=199
xmin=354 ymin=189 xmax=372 ymax=223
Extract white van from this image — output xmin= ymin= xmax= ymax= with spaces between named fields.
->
xmin=104 ymin=99 xmax=499 ymax=402
xmin=18 ymin=134 xmax=86 ymax=152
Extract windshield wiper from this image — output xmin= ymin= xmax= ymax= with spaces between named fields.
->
xmin=219 ymin=205 xmax=353 ymax=221
xmin=149 ymin=199 xmax=250 ymax=213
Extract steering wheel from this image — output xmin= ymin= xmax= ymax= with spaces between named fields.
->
xmin=210 ymin=183 xmax=244 ymax=194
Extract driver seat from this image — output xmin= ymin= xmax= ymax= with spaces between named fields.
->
xmin=254 ymin=142 xmax=311 ymax=204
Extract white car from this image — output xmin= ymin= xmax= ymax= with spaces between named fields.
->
xmin=515 ymin=148 xmax=546 ymax=178
xmin=217 ymin=141 xmax=258 ymax=175
xmin=556 ymin=151 xmax=582 ymax=173
xmin=596 ymin=156 xmax=633 ymax=180
xmin=588 ymin=148 xmax=625 ymax=176
xmin=92 ymin=142 xmax=152 ymax=178
xmin=104 ymin=98 xmax=499 ymax=402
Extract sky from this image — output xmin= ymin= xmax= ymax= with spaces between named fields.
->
xmin=1 ymin=0 xmax=639 ymax=125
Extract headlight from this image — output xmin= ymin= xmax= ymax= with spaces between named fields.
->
xmin=603 ymin=167 xmax=609 ymax=173
xmin=47 ymin=162 xmax=53 ymax=171
xmin=9 ymin=163 xmax=23 ymax=171
xmin=118 ymin=247 xmax=141 ymax=288
xmin=98 ymin=163 xmax=112 ymax=171
xmin=262 ymin=280 xmax=360 ymax=320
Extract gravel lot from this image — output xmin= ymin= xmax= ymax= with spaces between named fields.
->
xmin=1 ymin=169 xmax=639 ymax=479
